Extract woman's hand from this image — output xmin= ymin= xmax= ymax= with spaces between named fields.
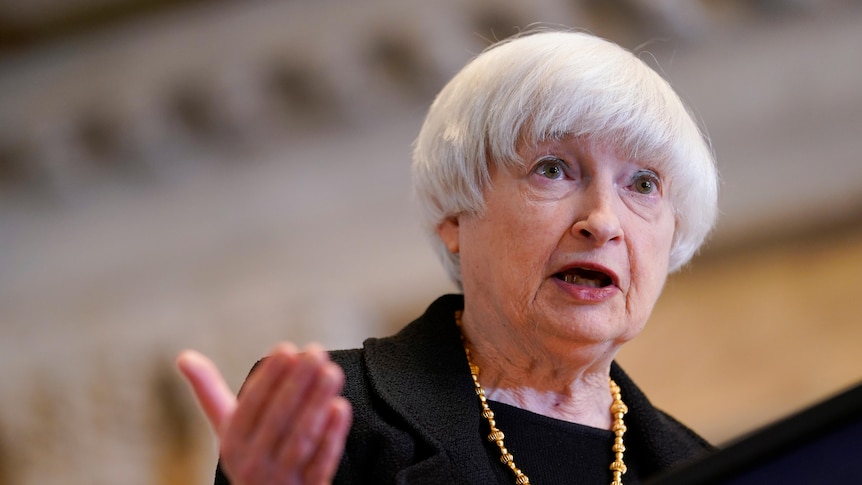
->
xmin=176 ymin=343 xmax=353 ymax=485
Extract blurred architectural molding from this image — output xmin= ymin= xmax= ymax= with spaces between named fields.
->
xmin=3 ymin=0 xmax=855 ymax=204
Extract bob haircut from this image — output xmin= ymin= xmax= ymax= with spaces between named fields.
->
xmin=412 ymin=30 xmax=719 ymax=287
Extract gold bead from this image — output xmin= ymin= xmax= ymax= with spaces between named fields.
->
xmin=611 ymin=402 xmax=628 ymax=415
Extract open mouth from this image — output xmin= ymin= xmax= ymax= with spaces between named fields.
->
xmin=554 ymin=268 xmax=613 ymax=288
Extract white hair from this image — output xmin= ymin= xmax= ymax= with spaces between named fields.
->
xmin=412 ymin=30 xmax=719 ymax=287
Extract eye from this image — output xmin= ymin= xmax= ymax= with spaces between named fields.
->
xmin=534 ymin=158 xmax=568 ymax=180
xmin=632 ymin=170 xmax=660 ymax=195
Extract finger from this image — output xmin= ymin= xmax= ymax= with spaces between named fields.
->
xmin=275 ymin=353 xmax=345 ymax=471
xmin=175 ymin=350 xmax=237 ymax=435
xmin=251 ymin=344 xmax=330 ymax=453
xmin=226 ymin=342 xmax=300 ymax=441
xmin=303 ymin=397 xmax=353 ymax=485
xmin=219 ymin=343 xmax=309 ymax=484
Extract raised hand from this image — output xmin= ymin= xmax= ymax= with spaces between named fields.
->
xmin=176 ymin=343 xmax=353 ymax=485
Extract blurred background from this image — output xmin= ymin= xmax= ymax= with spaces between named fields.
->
xmin=1 ymin=0 xmax=861 ymax=483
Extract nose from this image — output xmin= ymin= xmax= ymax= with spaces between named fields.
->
xmin=571 ymin=188 xmax=623 ymax=245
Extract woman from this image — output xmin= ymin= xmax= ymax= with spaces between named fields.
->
xmin=178 ymin=30 xmax=719 ymax=484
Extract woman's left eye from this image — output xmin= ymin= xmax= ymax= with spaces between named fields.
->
xmin=631 ymin=171 xmax=660 ymax=195
xmin=534 ymin=158 xmax=568 ymax=180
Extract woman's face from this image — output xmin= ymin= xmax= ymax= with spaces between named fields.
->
xmin=438 ymin=136 xmax=676 ymax=348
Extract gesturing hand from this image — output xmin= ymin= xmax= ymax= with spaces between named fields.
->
xmin=176 ymin=343 xmax=353 ymax=485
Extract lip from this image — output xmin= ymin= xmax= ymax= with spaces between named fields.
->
xmin=550 ymin=261 xmax=621 ymax=302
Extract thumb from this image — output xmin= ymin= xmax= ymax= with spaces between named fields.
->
xmin=176 ymin=349 xmax=237 ymax=436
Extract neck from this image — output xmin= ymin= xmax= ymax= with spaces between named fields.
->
xmin=459 ymin=312 xmax=621 ymax=429
xmin=482 ymin=376 xmax=615 ymax=430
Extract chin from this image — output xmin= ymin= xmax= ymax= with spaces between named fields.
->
xmin=545 ymin=315 xmax=638 ymax=346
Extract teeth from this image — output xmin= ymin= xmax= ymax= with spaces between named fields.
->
xmin=562 ymin=274 xmax=602 ymax=287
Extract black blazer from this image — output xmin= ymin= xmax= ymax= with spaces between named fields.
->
xmin=216 ymin=294 xmax=714 ymax=484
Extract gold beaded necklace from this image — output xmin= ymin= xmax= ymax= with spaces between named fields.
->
xmin=456 ymin=311 xmax=628 ymax=485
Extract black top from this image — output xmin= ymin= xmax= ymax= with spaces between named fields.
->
xmin=484 ymin=400 xmax=640 ymax=483
xmin=216 ymin=294 xmax=714 ymax=484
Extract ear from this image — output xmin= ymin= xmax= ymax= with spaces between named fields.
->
xmin=436 ymin=216 xmax=460 ymax=254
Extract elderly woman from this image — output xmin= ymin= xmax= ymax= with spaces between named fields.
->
xmin=178 ymin=29 xmax=719 ymax=484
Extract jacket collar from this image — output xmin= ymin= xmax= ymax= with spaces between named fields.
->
xmin=362 ymin=294 xmax=498 ymax=483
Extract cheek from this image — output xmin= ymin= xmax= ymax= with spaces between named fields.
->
xmin=630 ymin=215 xmax=675 ymax=303
xmin=470 ymin=210 xmax=562 ymax=296
xmin=649 ymin=228 xmax=674 ymax=273
xmin=507 ymin=214 xmax=570 ymax=275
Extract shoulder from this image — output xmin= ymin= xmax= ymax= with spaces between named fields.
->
xmin=328 ymin=293 xmax=464 ymax=396
xmin=328 ymin=294 xmax=475 ymax=483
